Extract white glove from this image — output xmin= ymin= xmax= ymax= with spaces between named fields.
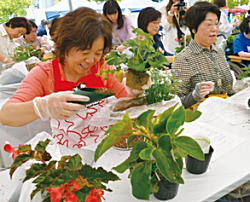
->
xmin=33 ymin=91 xmax=89 ymax=120
xmin=192 ymin=81 xmax=214 ymax=101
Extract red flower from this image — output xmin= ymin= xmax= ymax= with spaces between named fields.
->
xmin=4 ymin=143 xmax=14 ymax=153
xmin=85 ymin=189 xmax=104 ymax=202
xmin=72 ymin=180 xmax=80 ymax=191
xmin=47 ymin=187 xmax=64 ymax=202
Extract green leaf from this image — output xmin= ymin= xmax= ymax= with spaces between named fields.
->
xmin=185 ymin=109 xmax=202 ymax=122
xmin=153 ymin=104 xmax=177 ymax=134
xmin=10 ymin=154 xmax=32 ymax=177
xmin=175 ymin=136 xmax=205 ymax=160
xmin=139 ymin=146 xmax=154 ymax=161
xmin=152 ymin=149 xmax=184 ymax=184
xmin=23 ymin=163 xmax=47 ymax=182
xmin=135 ymin=109 xmax=155 ymax=129
xmin=80 ymin=165 xmax=119 ymax=184
xmin=94 ymin=112 xmax=133 ymax=161
xmin=131 ymin=161 xmax=152 ymax=200
xmin=158 ymin=135 xmax=172 ymax=152
xmin=34 ymin=139 xmax=51 ymax=153
xmin=113 ymin=141 xmax=148 ymax=173
xmin=166 ymin=106 xmax=185 ymax=135
xmin=65 ymin=154 xmax=82 ymax=170
xmin=18 ymin=144 xmax=31 ymax=152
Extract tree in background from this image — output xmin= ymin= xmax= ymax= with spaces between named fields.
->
xmin=227 ymin=0 xmax=249 ymax=8
xmin=0 ymin=0 xmax=32 ymax=23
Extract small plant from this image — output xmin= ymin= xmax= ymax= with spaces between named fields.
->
xmin=4 ymin=139 xmax=119 ymax=202
xmin=145 ymin=68 xmax=180 ymax=104
xmin=237 ymin=65 xmax=250 ymax=80
xmin=103 ymin=28 xmax=168 ymax=91
xmin=13 ymin=45 xmax=43 ymax=62
xmin=94 ymin=104 xmax=204 ymax=200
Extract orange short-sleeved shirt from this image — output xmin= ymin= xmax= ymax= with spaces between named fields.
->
xmin=8 ymin=59 xmax=127 ymax=103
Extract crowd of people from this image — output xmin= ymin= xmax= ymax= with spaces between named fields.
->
xmin=0 ymin=0 xmax=249 ymax=201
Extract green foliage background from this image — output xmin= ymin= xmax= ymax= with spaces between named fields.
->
xmin=209 ymin=0 xmax=249 ymax=8
xmin=0 ymin=0 xmax=32 ymax=23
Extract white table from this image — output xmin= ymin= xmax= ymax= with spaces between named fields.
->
xmin=0 ymin=88 xmax=249 ymax=202
xmin=0 ymin=97 xmax=51 ymax=168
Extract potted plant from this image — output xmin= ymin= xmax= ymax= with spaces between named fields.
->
xmin=94 ymin=104 xmax=205 ymax=200
xmin=104 ymin=28 xmax=168 ymax=94
xmin=185 ymin=136 xmax=214 ymax=174
xmin=4 ymin=139 xmax=119 ymax=202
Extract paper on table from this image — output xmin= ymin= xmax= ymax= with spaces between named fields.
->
xmin=182 ymin=121 xmax=245 ymax=162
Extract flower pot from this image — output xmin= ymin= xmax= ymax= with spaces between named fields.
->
xmin=185 ymin=146 xmax=214 ymax=174
xmin=154 ymin=179 xmax=179 ymax=200
xmin=126 ymin=69 xmax=150 ymax=90
xmin=113 ymin=136 xmax=144 ymax=150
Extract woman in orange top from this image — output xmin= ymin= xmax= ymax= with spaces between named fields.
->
xmin=0 ymin=8 xmax=129 ymax=149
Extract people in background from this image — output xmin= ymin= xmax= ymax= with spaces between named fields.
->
xmin=138 ymin=7 xmax=167 ymax=55
xmin=37 ymin=19 xmax=49 ymax=36
xmin=213 ymin=0 xmax=239 ymax=44
xmin=103 ymin=0 xmax=133 ymax=47
xmin=0 ymin=17 xmax=31 ymax=66
xmin=233 ymin=16 xmax=250 ymax=65
xmin=15 ymin=20 xmax=53 ymax=52
xmin=160 ymin=0 xmax=189 ymax=56
xmin=0 ymin=7 xmax=137 ymax=150
xmin=172 ymin=1 xmax=234 ymax=109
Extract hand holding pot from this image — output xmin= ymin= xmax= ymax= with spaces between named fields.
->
xmin=33 ymin=91 xmax=89 ymax=120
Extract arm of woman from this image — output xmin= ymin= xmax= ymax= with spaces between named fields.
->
xmin=0 ymin=101 xmax=39 ymax=126
xmin=172 ymin=54 xmax=197 ymax=108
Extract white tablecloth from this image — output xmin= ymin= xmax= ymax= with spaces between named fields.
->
xmin=0 ymin=87 xmax=249 ymax=202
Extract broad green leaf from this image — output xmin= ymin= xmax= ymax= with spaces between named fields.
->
xmin=158 ymin=135 xmax=172 ymax=152
xmin=34 ymin=139 xmax=50 ymax=153
xmin=18 ymin=144 xmax=31 ymax=152
xmin=135 ymin=109 xmax=155 ymax=128
xmin=74 ymin=187 xmax=91 ymax=202
xmin=80 ymin=165 xmax=119 ymax=183
xmin=65 ymin=154 xmax=82 ymax=170
xmin=175 ymin=136 xmax=204 ymax=160
xmin=131 ymin=161 xmax=152 ymax=200
xmin=23 ymin=163 xmax=46 ymax=182
xmin=185 ymin=109 xmax=202 ymax=122
xmin=152 ymin=149 xmax=184 ymax=184
xmin=139 ymin=147 xmax=154 ymax=160
xmin=94 ymin=112 xmax=133 ymax=161
xmin=166 ymin=106 xmax=185 ymax=135
xmin=10 ymin=154 xmax=32 ymax=177
xmin=113 ymin=141 xmax=148 ymax=173
xmin=153 ymin=104 xmax=177 ymax=134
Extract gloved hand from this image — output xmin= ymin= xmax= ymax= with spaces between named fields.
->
xmin=33 ymin=91 xmax=89 ymax=120
xmin=192 ymin=81 xmax=214 ymax=101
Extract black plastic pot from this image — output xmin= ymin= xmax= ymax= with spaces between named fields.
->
xmin=154 ymin=179 xmax=179 ymax=200
xmin=185 ymin=146 xmax=214 ymax=174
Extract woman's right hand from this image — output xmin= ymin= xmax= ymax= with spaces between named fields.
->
xmin=192 ymin=81 xmax=214 ymax=101
xmin=33 ymin=91 xmax=89 ymax=120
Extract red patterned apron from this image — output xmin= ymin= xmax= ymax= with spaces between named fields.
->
xmin=50 ymin=59 xmax=109 ymax=149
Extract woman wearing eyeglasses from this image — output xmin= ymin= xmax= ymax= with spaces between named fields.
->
xmin=172 ymin=1 xmax=234 ymax=109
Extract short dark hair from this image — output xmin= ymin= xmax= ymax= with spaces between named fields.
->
xmin=185 ymin=1 xmax=221 ymax=38
xmin=137 ymin=7 xmax=161 ymax=33
xmin=213 ymin=0 xmax=226 ymax=8
xmin=29 ymin=20 xmax=38 ymax=29
xmin=239 ymin=16 xmax=250 ymax=34
xmin=103 ymin=0 xmax=124 ymax=29
xmin=52 ymin=7 xmax=112 ymax=64
xmin=5 ymin=17 xmax=31 ymax=34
